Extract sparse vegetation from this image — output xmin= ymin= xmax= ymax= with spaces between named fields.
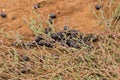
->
xmin=0 ymin=0 xmax=120 ymax=80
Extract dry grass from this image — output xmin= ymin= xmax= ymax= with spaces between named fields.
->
xmin=0 ymin=0 xmax=120 ymax=80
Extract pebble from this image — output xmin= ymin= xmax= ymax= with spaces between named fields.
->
xmin=49 ymin=13 xmax=56 ymax=19
xmin=51 ymin=33 xmax=58 ymax=41
xmin=20 ymin=66 xmax=30 ymax=74
xmin=95 ymin=5 xmax=101 ymax=10
xmin=64 ymin=25 xmax=69 ymax=30
xmin=45 ymin=27 xmax=52 ymax=34
xmin=34 ymin=36 xmax=43 ymax=42
xmin=22 ymin=55 xmax=30 ymax=61
xmin=34 ymin=3 xmax=40 ymax=9
xmin=48 ymin=18 xmax=53 ymax=24
xmin=0 ymin=12 xmax=7 ymax=18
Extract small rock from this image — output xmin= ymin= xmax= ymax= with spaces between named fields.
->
xmin=92 ymin=36 xmax=98 ymax=42
xmin=49 ymin=13 xmax=56 ymax=19
xmin=57 ymin=31 xmax=66 ymax=41
xmin=95 ymin=5 xmax=101 ymax=10
xmin=34 ymin=3 xmax=40 ymax=9
xmin=0 ymin=12 xmax=7 ymax=18
xmin=51 ymin=33 xmax=58 ymax=41
xmin=67 ymin=30 xmax=79 ymax=39
xmin=34 ymin=36 xmax=43 ymax=43
xmin=44 ymin=42 xmax=54 ymax=48
xmin=45 ymin=27 xmax=52 ymax=34
xmin=66 ymin=39 xmax=79 ymax=48
xmin=48 ymin=18 xmax=53 ymax=24
xmin=27 ymin=41 xmax=37 ymax=47
xmin=22 ymin=55 xmax=30 ymax=61
xmin=63 ymin=25 xmax=69 ymax=30
xmin=38 ymin=40 xmax=54 ymax=48
xmin=38 ymin=40 xmax=46 ymax=46
xmin=20 ymin=66 xmax=30 ymax=74
xmin=66 ymin=39 xmax=71 ymax=46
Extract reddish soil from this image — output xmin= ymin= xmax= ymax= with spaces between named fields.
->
xmin=0 ymin=0 xmax=117 ymax=38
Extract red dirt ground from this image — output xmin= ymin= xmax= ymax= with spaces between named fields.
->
xmin=0 ymin=0 xmax=117 ymax=38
